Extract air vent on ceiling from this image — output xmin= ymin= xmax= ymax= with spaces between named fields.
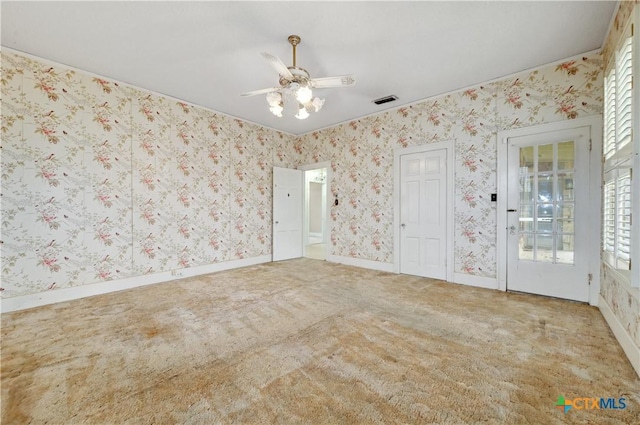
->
xmin=373 ymin=95 xmax=398 ymax=105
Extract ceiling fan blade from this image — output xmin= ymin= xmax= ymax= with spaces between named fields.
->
xmin=310 ymin=75 xmax=356 ymax=89
xmin=240 ymin=87 xmax=281 ymax=97
xmin=261 ymin=52 xmax=294 ymax=79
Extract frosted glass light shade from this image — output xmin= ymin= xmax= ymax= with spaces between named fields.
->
xmin=311 ymin=97 xmax=324 ymax=111
xmin=296 ymin=86 xmax=313 ymax=103
xmin=266 ymin=92 xmax=282 ymax=106
xmin=295 ymin=105 xmax=310 ymax=119
xmin=269 ymin=103 xmax=283 ymax=117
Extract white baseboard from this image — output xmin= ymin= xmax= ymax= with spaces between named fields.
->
xmin=599 ymin=295 xmax=640 ymax=378
xmin=327 ymin=255 xmax=394 ymax=273
xmin=326 ymin=258 xmax=497 ymax=288
xmin=0 ymin=255 xmax=271 ymax=314
xmin=453 ymin=272 xmax=499 ymax=290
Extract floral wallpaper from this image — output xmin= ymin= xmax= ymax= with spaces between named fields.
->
xmin=293 ymin=53 xmax=603 ymax=278
xmin=1 ymin=50 xmax=295 ymax=298
xmin=0 ymin=48 xmax=607 ymax=300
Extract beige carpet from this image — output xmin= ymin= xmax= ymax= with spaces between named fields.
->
xmin=2 ymin=259 xmax=638 ymax=424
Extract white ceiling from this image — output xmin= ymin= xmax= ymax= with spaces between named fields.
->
xmin=1 ymin=1 xmax=616 ymax=135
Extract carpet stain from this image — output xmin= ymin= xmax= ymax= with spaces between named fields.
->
xmin=1 ymin=259 xmax=638 ymax=424
xmin=143 ymin=326 xmax=160 ymax=338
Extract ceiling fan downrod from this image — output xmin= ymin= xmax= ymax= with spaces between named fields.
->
xmin=288 ymin=35 xmax=300 ymax=67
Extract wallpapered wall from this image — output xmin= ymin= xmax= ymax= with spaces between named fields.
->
xmin=0 ymin=49 xmax=608 ymax=305
xmin=599 ymin=1 xmax=640 ymax=351
xmin=292 ymin=53 xmax=603 ymax=278
xmin=1 ymin=50 xmax=295 ymax=298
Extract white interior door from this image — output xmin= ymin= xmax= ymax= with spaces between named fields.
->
xmin=506 ymin=126 xmax=590 ymax=301
xmin=273 ymin=167 xmax=303 ymax=261
xmin=400 ymin=149 xmax=447 ymax=279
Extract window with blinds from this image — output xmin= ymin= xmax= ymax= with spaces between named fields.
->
xmin=606 ymin=30 xmax=634 ymax=161
xmin=615 ymin=37 xmax=633 ymax=156
xmin=603 ymin=181 xmax=616 ymax=254
xmin=602 ymin=16 xmax=634 ymax=280
xmin=603 ymin=168 xmax=632 ymax=271
xmin=616 ymin=172 xmax=631 ymax=264
xmin=603 ymin=69 xmax=616 ymax=159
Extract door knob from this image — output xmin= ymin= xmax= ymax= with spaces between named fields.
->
xmin=275 ymin=221 xmax=279 ymax=224
xmin=401 ymin=223 xmax=406 ymax=228
xmin=509 ymin=225 xmax=516 ymax=235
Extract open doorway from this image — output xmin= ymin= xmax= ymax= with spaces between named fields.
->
xmin=301 ymin=163 xmax=330 ymax=261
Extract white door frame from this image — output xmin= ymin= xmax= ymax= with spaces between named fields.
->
xmin=299 ymin=161 xmax=331 ymax=257
xmin=496 ymin=116 xmax=602 ymax=305
xmin=393 ymin=141 xmax=454 ymax=281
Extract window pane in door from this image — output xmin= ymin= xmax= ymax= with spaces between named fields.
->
xmin=538 ymin=174 xmax=554 ymax=203
xmin=557 ymin=218 xmax=574 ymax=233
xmin=519 ymin=204 xmax=534 ymax=232
xmin=557 ymin=173 xmax=574 ymax=201
xmin=520 ymin=146 xmax=534 ymax=172
xmin=556 ymin=235 xmax=574 ymax=264
xmin=537 ymin=234 xmax=554 ymax=262
xmin=537 ymin=204 xmax=554 ymax=233
xmin=538 ymin=144 xmax=553 ymax=172
xmin=517 ymin=139 xmax=576 ymax=265
xmin=520 ymin=204 xmax=533 ymax=218
xmin=520 ymin=218 xmax=534 ymax=233
xmin=557 ymin=204 xmax=574 ymax=221
xmin=557 ymin=141 xmax=575 ymax=170
xmin=520 ymin=175 xmax=534 ymax=203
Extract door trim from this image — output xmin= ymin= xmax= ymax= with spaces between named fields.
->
xmin=496 ymin=116 xmax=602 ymax=305
xmin=299 ymin=161 xmax=331 ymax=259
xmin=393 ymin=141 xmax=454 ymax=281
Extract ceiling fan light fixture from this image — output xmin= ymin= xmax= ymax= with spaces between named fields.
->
xmin=295 ymin=85 xmax=313 ymax=103
xmin=266 ymin=92 xmax=282 ymax=107
xmin=304 ymin=97 xmax=324 ymax=113
xmin=311 ymin=96 xmax=324 ymax=112
xmin=295 ymin=104 xmax=310 ymax=120
xmin=243 ymin=34 xmax=356 ymax=120
xmin=269 ymin=103 xmax=284 ymax=117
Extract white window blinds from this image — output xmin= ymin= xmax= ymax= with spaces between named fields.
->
xmin=604 ymin=69 xmax=616 ymax=159
xmin=616 ymin=172 xmax=631 ymax=263
xmin=603 ymin=180 xmax=616 ymax=254
xmin=615 ymin=36 xmax=633 ymax=154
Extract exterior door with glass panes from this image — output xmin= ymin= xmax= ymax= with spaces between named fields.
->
xmin=506 ymin=126 xmax=590 ymax=301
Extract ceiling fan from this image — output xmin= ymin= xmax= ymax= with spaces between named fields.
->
xmin=241 ymin=35 xmax=356 ymax=119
